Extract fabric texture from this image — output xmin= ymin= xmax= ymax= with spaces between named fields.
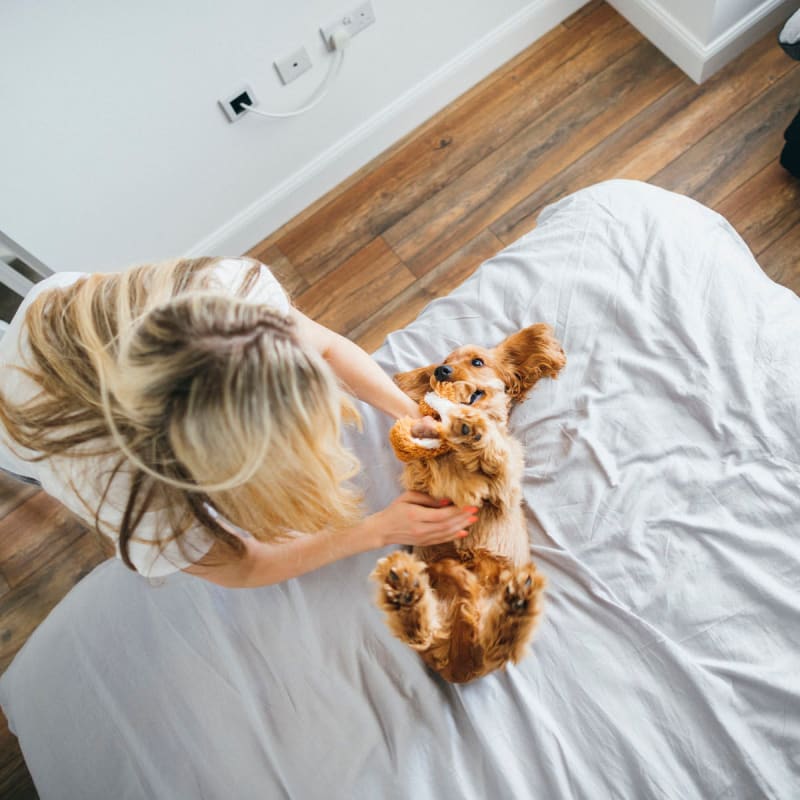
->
xmin=1 ymin=181 xmax=798 ymax=799
xmin=0 ymin=259 xmax=289 ymax=577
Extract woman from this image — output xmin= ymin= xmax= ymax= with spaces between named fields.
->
xmin=0 ymin=256 xmax=477 ymax=587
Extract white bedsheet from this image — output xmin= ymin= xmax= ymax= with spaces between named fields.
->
xmin=2 ymin=180 xmax=798 ymax=799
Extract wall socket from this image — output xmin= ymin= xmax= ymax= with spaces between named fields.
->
xmin=320 ymin=1 xmax=376 ymax=50
xmin=218 ymin=85 xmax=257 ymax=122
xmin=274 ymin=47 xmax=313 ymax=85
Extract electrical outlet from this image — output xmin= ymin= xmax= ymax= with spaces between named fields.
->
xmin=320 ymin=1 xmax=375 ymax=50
xmin=218 ymin=85 xmax=257 ymax=122
xmin=274 ymin=47 xmax=313 ymax=85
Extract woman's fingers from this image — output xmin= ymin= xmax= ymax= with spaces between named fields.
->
xmin=419 ymin=512 xmax=477 ymax=541
xmin=412 ymin=506 xmax=478 ymax=545
xmin=398 ymin=491 xmax=480 ymax=524
xmin=399 ymin=490 xmax=452 ymax=508
xmin=406 ymin=502 xmax=478 ymax=526
xmin=376 ymin=492 xmax=480 ymax=546
xmin=402 ymin=494 xmax=479 ymax=532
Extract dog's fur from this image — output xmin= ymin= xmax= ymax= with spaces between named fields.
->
xmin=372 ymin=324 xmax=566 ymax=683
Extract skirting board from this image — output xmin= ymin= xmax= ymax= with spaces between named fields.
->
xmin=186 ymin=0 xmax=586 ymax=260
xmin=607 ymin=0 xmax=797 ymax=83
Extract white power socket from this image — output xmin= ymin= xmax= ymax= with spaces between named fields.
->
xmin=274 ymin=47 xmax=313 ymax=85
xmin=320 ymin=1 xmax=376 ymax=50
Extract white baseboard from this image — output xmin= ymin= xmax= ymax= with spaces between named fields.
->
xmin=607 ymin=0 xmax=796 ymax=83
xmin=186 ymin=0 xmax=586 ymax=259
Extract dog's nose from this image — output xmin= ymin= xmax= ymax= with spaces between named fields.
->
xmin=434 ymin=364 xmax=453 ymax=381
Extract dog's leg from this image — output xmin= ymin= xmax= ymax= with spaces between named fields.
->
xmin=481 ymin=563 xmax=546 ymax=668
xmin=371 ymin=551 xmax=438 ymax=650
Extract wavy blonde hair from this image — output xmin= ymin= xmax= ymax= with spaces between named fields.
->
xmin=0 ymin=258 xmax=362 ymax=571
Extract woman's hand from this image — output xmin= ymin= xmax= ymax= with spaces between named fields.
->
xmin=365 ymin=491 xmax=478 ymax=547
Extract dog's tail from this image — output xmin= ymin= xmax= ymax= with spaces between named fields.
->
xmin=428 ymin=562 xmax=485 ymax=683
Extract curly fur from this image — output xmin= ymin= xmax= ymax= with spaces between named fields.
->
xmin=372 ymin=324 xmax=566 ymax=683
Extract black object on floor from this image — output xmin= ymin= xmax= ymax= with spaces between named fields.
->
xmin=780 ymin=110 xmax=800 ymax=178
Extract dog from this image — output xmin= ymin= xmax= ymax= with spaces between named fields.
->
xmin=371 ymin=324 xmax=566 ymax=683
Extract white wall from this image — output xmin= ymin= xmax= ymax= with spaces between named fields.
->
xmin=650 ymin=0 xmax=715 ymax=43
xmin=607 ymin=0 xmax=797 ymax=81
xmin=0 ymin=0 xmax=583 ymax=273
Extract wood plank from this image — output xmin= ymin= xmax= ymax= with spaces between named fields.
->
xmin=709 ymin=159 xmax=800 ymax=260
xmin=0 ymin=492 xmax=88 ymax=588
xmin=385 ymin=40 xmax=681 ymax=276
xmin=350 ymin=229 xmax=504 ymax=352
xmin=271 ymin=4 xmax=631 ymax=284
xmin=294 ymin=237 xmax=415 ymax=335
xmin=491 ymin=31 xmax=797 ymax=244
xmin=0 ymin=532 xmax=107 ymax=673
xmin=651 ymin=66 xmax=800 ymax=208
xmin=563 ymin=0 xmax=604 ymax=28
xmin=757 ymin=221 xmax=800 ymax=295
xmin=0 ymin=475 xmax=37 ymax=520
xmin=246 ymin=243 xmax=309 ymax=298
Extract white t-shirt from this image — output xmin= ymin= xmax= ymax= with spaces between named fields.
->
xmin=0 ymin=258 xmax=290 ymax=578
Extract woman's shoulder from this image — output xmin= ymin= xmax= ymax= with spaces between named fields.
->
xmin=209 ymin=257 xmax=290 ymax=314
xmin=0 ymin=272 xmax=91 ymax=442
xmin=3 ymin=272 xmax=88 ymax=333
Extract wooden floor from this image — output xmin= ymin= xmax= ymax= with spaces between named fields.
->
xmin=2 ymin=3 xmax=799 ymax=796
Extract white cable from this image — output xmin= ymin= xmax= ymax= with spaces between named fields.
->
xmin=246 ymin=28 xmax=350 ymax=120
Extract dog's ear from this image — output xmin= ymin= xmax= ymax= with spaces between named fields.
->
xmin=394 ymin=365 xmax=435 ymax=402
xmin=493 ymin=323 xmax=566 ymax=401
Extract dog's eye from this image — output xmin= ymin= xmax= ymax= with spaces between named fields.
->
xmin=461 ymin=423 xmax=471 ymax=435
xmin=471 ymin=358 xmax=485 ymax=367
xmin=468 ymin=390 xmax=485 ymax=405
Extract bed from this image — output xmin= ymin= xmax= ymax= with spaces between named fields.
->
xmin=1 ymin=180 xmax=798 ymax=799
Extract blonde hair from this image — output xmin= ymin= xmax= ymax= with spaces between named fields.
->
xmin=0 ymin=258 xmax=362 ymax=571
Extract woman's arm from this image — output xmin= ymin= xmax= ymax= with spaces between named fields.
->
xmin=183 ymin=492 xmax=478 ymax=588
xmin=290 ymin=307 xmax=420 ymax=420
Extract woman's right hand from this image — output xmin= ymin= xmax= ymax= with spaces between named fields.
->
xmin=366 ymin=491 xmax=479 ymax=548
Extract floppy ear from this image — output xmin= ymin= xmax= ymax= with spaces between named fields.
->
xmin=394 ymin=365 xmax=435 ymax=402
xmin=493 ymin=323 xmax=566 ymax=401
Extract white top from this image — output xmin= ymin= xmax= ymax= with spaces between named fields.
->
xmin=0 ymin=258 xmax=290 ymax=577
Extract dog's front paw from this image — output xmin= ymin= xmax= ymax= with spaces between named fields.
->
xmin=501 ymin=565 xmax=545 ymax=616
xmin=447 ymin=412 xmax=487 ymax=445
xmin=373 ymin=552 xmax=428 ymax=608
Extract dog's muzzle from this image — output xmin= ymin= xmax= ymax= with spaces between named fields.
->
xmin=434 ymin=364 xmax=453 ymax=381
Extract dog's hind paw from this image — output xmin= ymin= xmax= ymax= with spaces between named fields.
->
xmin=501 ymin=565 xmax=545 ymax=616
xmin=373 ymin=552 xmax=428 ymax=608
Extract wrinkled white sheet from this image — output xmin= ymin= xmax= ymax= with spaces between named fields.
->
xmin=2 ymin=180 xmax=798 ymax=799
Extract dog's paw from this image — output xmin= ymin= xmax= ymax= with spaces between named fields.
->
xmin=447 ymin=411 xmax=487 ymax=445
xmin=500 ymin=565 xmax=545 ymax=616
xmin=373 ymin=552 xmax=428 ymax=608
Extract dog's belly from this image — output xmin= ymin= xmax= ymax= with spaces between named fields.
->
xmin=402 ymin=456 xmax=482 ymax=508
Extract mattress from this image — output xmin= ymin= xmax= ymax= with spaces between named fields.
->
xmin=2 ymin=180 xmax=798 ymax=799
